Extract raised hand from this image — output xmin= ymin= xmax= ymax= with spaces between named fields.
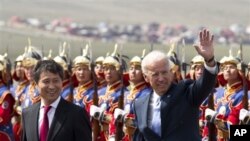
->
xmin=193 ymin=29 xmax=214 ymax=62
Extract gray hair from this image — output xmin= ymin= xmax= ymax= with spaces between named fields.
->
xmin=141 ymin=50 xmax=170 ymax=74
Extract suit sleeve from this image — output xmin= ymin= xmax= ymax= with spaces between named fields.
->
xmin=187 ymin=67 xmax=218 ymax=107
xmin=74 ymin=107 xmax=92 ymax=141
xmin=21 ymin=109 xmax=27 ymax=141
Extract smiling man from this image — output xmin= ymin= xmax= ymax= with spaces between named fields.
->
xmin=21 ymin=60 xmax=92 ymax=141
xmin=133 ymin=29 xmax=218 ymax=141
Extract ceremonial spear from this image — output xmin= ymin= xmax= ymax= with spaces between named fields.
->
xmin=89 ymin=42 xmax=101 ymax=141
xmin=115 ymin=44 xmax=125 ymax=141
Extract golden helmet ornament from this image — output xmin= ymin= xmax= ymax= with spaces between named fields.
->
xmin=73 ymin=44 xmax=90 ymax=68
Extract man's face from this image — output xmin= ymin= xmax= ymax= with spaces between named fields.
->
xmin=129 ymin=64 xmax=144 ymax=84
xmin=37 ymin=71 xmax=62 ymax=104
xmin=222 ymin=64 xmax=239 ymax=82
xmin=144 ymin=59 xmax=172 ymax=95
xmin=74 ymin=65 xmax=92 ymax=84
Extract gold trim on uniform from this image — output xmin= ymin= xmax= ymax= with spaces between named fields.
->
xmin=74 ymin=81 xmax=93 ymax=102
xmin=15 ymin=80 xmax=29 ymax=98
xmin=99 ymin=81 xmax=122 ymax=103
xmin=127 ymin=81 xmax=147 ymax=101
xmin=29 ymin=82 xmax=40 ymax=104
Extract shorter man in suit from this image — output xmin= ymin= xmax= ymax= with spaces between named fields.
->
xmin=133 ymin=29 xmax=218 ymax=141
xmin=21 ymin=60 xmax=92 ymax=141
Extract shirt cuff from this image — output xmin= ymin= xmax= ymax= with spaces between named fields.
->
xmin=204 ymin=63 xmax=217 ymax=74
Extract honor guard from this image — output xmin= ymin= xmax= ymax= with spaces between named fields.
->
xmin=54 ymin=43 xmax=73 ymax=102
xmin=205 ymin=55 xmax=248 ymax=141
xmin=90 ymin=44 xmax=129 ymax=141
xmin=11 ymin=49 xmax=29 ymax=141
xmin=72 ymin=46 xmax=95 ymax=113
xmin=17 ymin=41 xmax=42 ymax=109
xmin=11 ymin=55 xmax=26 ymax=92
xmin=0 ymin=53 xmax=15 ymax=141
xmin=95 ymin=56 xmax=107 ymax=89
xmin=118 ymin=50 xmax=152 ymax=141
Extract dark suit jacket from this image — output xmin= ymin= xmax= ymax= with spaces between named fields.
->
xmin=133 ymin=68 xmax=217 ymax=141
xmin=21 ymin=97 xmax=92 ymax=141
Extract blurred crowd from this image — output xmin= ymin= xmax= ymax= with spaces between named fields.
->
xmin=3 ymin=16 xmax=250 ymax=45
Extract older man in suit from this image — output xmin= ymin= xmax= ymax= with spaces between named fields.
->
xmin=21 ymin=60 xmax=92 ymax=141
xmin=133 ymin=29 xmax=218 ymax=141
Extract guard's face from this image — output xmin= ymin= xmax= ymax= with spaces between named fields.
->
xmin=37 ymin=71 xmax=62 ymax=105
xmin=74 ymin=65 xmax=91 ymax=85
xmin=194 ymin=64 xmax=204 ymax=80
xmin=144 ymin=59 xmax=172 ymax=95
xmin=222 ymin=64 xmax=239 ymax=82
xmin=15 ymin=62 xmax=24 ymax=78
xmin=129 ymin=65 xmax=144 ymax=84
xmin=103 ymin=65 xmax=120 ymax=85
xmin=24 ymin=65 xmax=34 ymax=81
xmin=95 ymin=64 xmax=104 ymax=79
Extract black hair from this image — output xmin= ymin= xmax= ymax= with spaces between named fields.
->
xmin=33 ymin=60 xmax=64 ymax=83
xmin=112 ymin=54 xmax=129 ymax=71
xmin=169 ymin=52 xmax=181 ymax=66
xmin=24 ymin=51 xmax=42 ymax=60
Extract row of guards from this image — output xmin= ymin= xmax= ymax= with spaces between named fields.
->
xmin=1 ymin=38 xmax=250 ymax=141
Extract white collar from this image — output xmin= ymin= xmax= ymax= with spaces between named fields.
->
xmin=152 ymin=91 xmax=161 ymax=104
xmin=40 ymin=96 xmax=61 ymax=109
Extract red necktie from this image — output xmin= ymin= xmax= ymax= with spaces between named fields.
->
xmin=40 ymin=106 xmax=51 ymax=141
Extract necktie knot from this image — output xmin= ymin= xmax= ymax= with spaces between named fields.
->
xmin=155 ymin=97 xmax=161 ymax=108
xmin=44 ymin=106 xmax=51 ymax=114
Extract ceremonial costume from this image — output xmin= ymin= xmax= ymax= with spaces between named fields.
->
xmin=205 ymin=56 xmax=246 ymax=141
xmin=90 ymin=45 xmax=129 ymax=141
xmin=0 ymin=54 xmax=15 ymax=141
xmin=53 ymin=44 xmax=73 ymax=102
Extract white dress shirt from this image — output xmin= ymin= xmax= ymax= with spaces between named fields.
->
xmin=204 ymin=63 xmax=217 ymax=74
xmin=38 ymin=96 xmax=61 ymax=136
xmin=148 ymin=91 xmax=161 ymax=127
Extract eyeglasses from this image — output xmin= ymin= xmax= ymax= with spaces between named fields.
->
xmin=146 ymin=70 xmax=169 ymax=79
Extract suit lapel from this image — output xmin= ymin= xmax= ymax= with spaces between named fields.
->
xmin=142 ymin=92 xmax=151 ymax=128
xmin=136 ymin=92 xmax=151 ymax=130
xmin=47 ymin=98 xmax=67 ymax=141
xmin=161 ymin=84 xmax=177 ymax=135
xmin=161 ymin=84 xmax=176 ymax=116
xmin=29 ymin=103 xmax=40 ymax=141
